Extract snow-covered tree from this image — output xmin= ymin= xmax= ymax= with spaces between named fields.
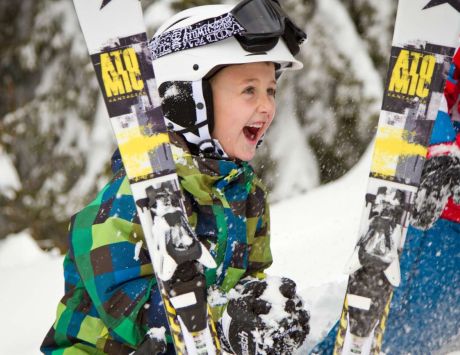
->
xmin=0 ymin=0 xmax=112 ymax=250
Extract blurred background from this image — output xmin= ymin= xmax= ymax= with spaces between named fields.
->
xmin=0 ymin=0 xmax=397 ymax=252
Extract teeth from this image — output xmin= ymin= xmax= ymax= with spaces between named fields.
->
xmin=247 ymin=123 xmax=263 ymax=128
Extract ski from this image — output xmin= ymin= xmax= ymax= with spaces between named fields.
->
xmin=334 ymin=1 xmax=460 ymax=354
xmin=71 ymin=1 xmax=221 ymax=354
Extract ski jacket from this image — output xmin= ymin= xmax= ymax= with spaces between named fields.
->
xmin=41 ymin=133 xmax=272 ymax=354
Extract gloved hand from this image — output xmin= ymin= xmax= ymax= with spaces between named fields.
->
xmin=411 ymin=151 xmax=460 ymax=230
xmin=219 ymin=276 xmax=310 ymax=355
xmin=134 ymin=327 xmax=167 ymax=355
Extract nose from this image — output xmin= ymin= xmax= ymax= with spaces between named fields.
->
xmin=257 ymin=93 xmax=276 ymax=118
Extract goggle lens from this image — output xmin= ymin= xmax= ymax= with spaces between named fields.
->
xmin=231 ymin=0 xmax=306 ymax=55
xmin=232 ymin=0 xmax=284 ymax=36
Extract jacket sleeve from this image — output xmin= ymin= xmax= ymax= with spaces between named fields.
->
xmin=246 ymin=181 xmax=273 ymax=279
xmin=69 ymin=172 xmax=167 ymax=347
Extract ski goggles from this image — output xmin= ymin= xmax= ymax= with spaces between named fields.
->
xmin=231 ymin=0 xmax=307 ymax=56
xmin=149 ymin=0 xmax=306 ymax=60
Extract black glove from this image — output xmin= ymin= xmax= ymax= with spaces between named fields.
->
xmin=411 ymin=154 xmax=460 ymax=230
xmin=134 ymin=328 xmax=167 ymax=355
xmin=220 ymin=276 xmax=310 ymax=355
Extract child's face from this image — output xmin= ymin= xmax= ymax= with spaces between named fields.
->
xmin=210 ymin=62 xmax=276 ymax=161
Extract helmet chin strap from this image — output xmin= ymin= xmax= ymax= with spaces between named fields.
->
xmin=257 ymin=135 xmax=265 ymax=148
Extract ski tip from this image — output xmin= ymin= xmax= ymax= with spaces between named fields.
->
xmin=100 ymin=0 xmax=112 ymax=10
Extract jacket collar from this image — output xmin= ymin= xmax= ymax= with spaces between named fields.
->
xmin=110 ymin=132 xmax=254 ymax=190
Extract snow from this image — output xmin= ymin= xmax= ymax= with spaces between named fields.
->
xmin=134 ymin=240 xmax=143 ymax=261
xmin=0 ymin=232 xmax=63 ymax=355
xmin=146 ymin=326 xmax=166 ymax=342
xmin=258 ymin=276 xmax=288 ymax=325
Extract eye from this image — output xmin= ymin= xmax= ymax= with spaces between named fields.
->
xmin=243 ymin=86 xmax=255 ymax=95
xmin=267 ymin=87 xmax=277 ymax=97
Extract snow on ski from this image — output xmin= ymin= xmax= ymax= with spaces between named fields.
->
xmin=334 ymin=1 xmax=460 ymax=354
xmin=71 ymin=0 xmax=221 ymax=354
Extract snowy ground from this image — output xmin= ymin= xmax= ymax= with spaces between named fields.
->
xmin=0 ymin=232 xmax=64 ymax=354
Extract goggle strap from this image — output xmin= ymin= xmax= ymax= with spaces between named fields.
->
xmin=149 ymin=13 xmax=245 ymax=60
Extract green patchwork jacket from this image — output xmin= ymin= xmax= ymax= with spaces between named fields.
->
xmin=41 ymin=133 xmax=272 ymax=354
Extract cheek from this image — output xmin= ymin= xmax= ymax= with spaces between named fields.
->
xmin=267 ymin=110 xmax=276 ymax=128
xmin=215 ymin=107 xmax=234 ymax=133
xmin=212 ymin=100 xmax=230 ymax=134
xmin=218 ymin=101 xmax=248 ymax=130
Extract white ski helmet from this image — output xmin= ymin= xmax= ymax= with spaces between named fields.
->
xmin=149 ymin=0 xmax=306 ymax=157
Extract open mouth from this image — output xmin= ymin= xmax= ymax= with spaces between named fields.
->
xmin=243 ymin=123 xmax=263 ymax=142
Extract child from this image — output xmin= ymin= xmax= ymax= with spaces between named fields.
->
xmin=41 ymin=1 xmax=310 ymax=354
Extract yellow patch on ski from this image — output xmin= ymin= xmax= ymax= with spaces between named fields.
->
xmin=116 ymin=128 xmax=170 ymax=178
xmin=371 ymin=126 xmax=427 ymax=177
xmin=207 ymin=304 xmax=222 ymax=351
xmin=162 ymin=295 xmax=186 ymax=354
xmin=373 ymin=292 xmax=394 ymax=353
xmin=333 ymin=296 xmax=348 ymax=354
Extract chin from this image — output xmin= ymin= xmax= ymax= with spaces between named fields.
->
xmin=234 ymin=151 xmax=256 ymax=162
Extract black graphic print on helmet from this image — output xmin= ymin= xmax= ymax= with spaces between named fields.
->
xmin=159 ymin=82 xmax=198 ymax=135
xmin=158 ymin=80 xmax=223 ymax=157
